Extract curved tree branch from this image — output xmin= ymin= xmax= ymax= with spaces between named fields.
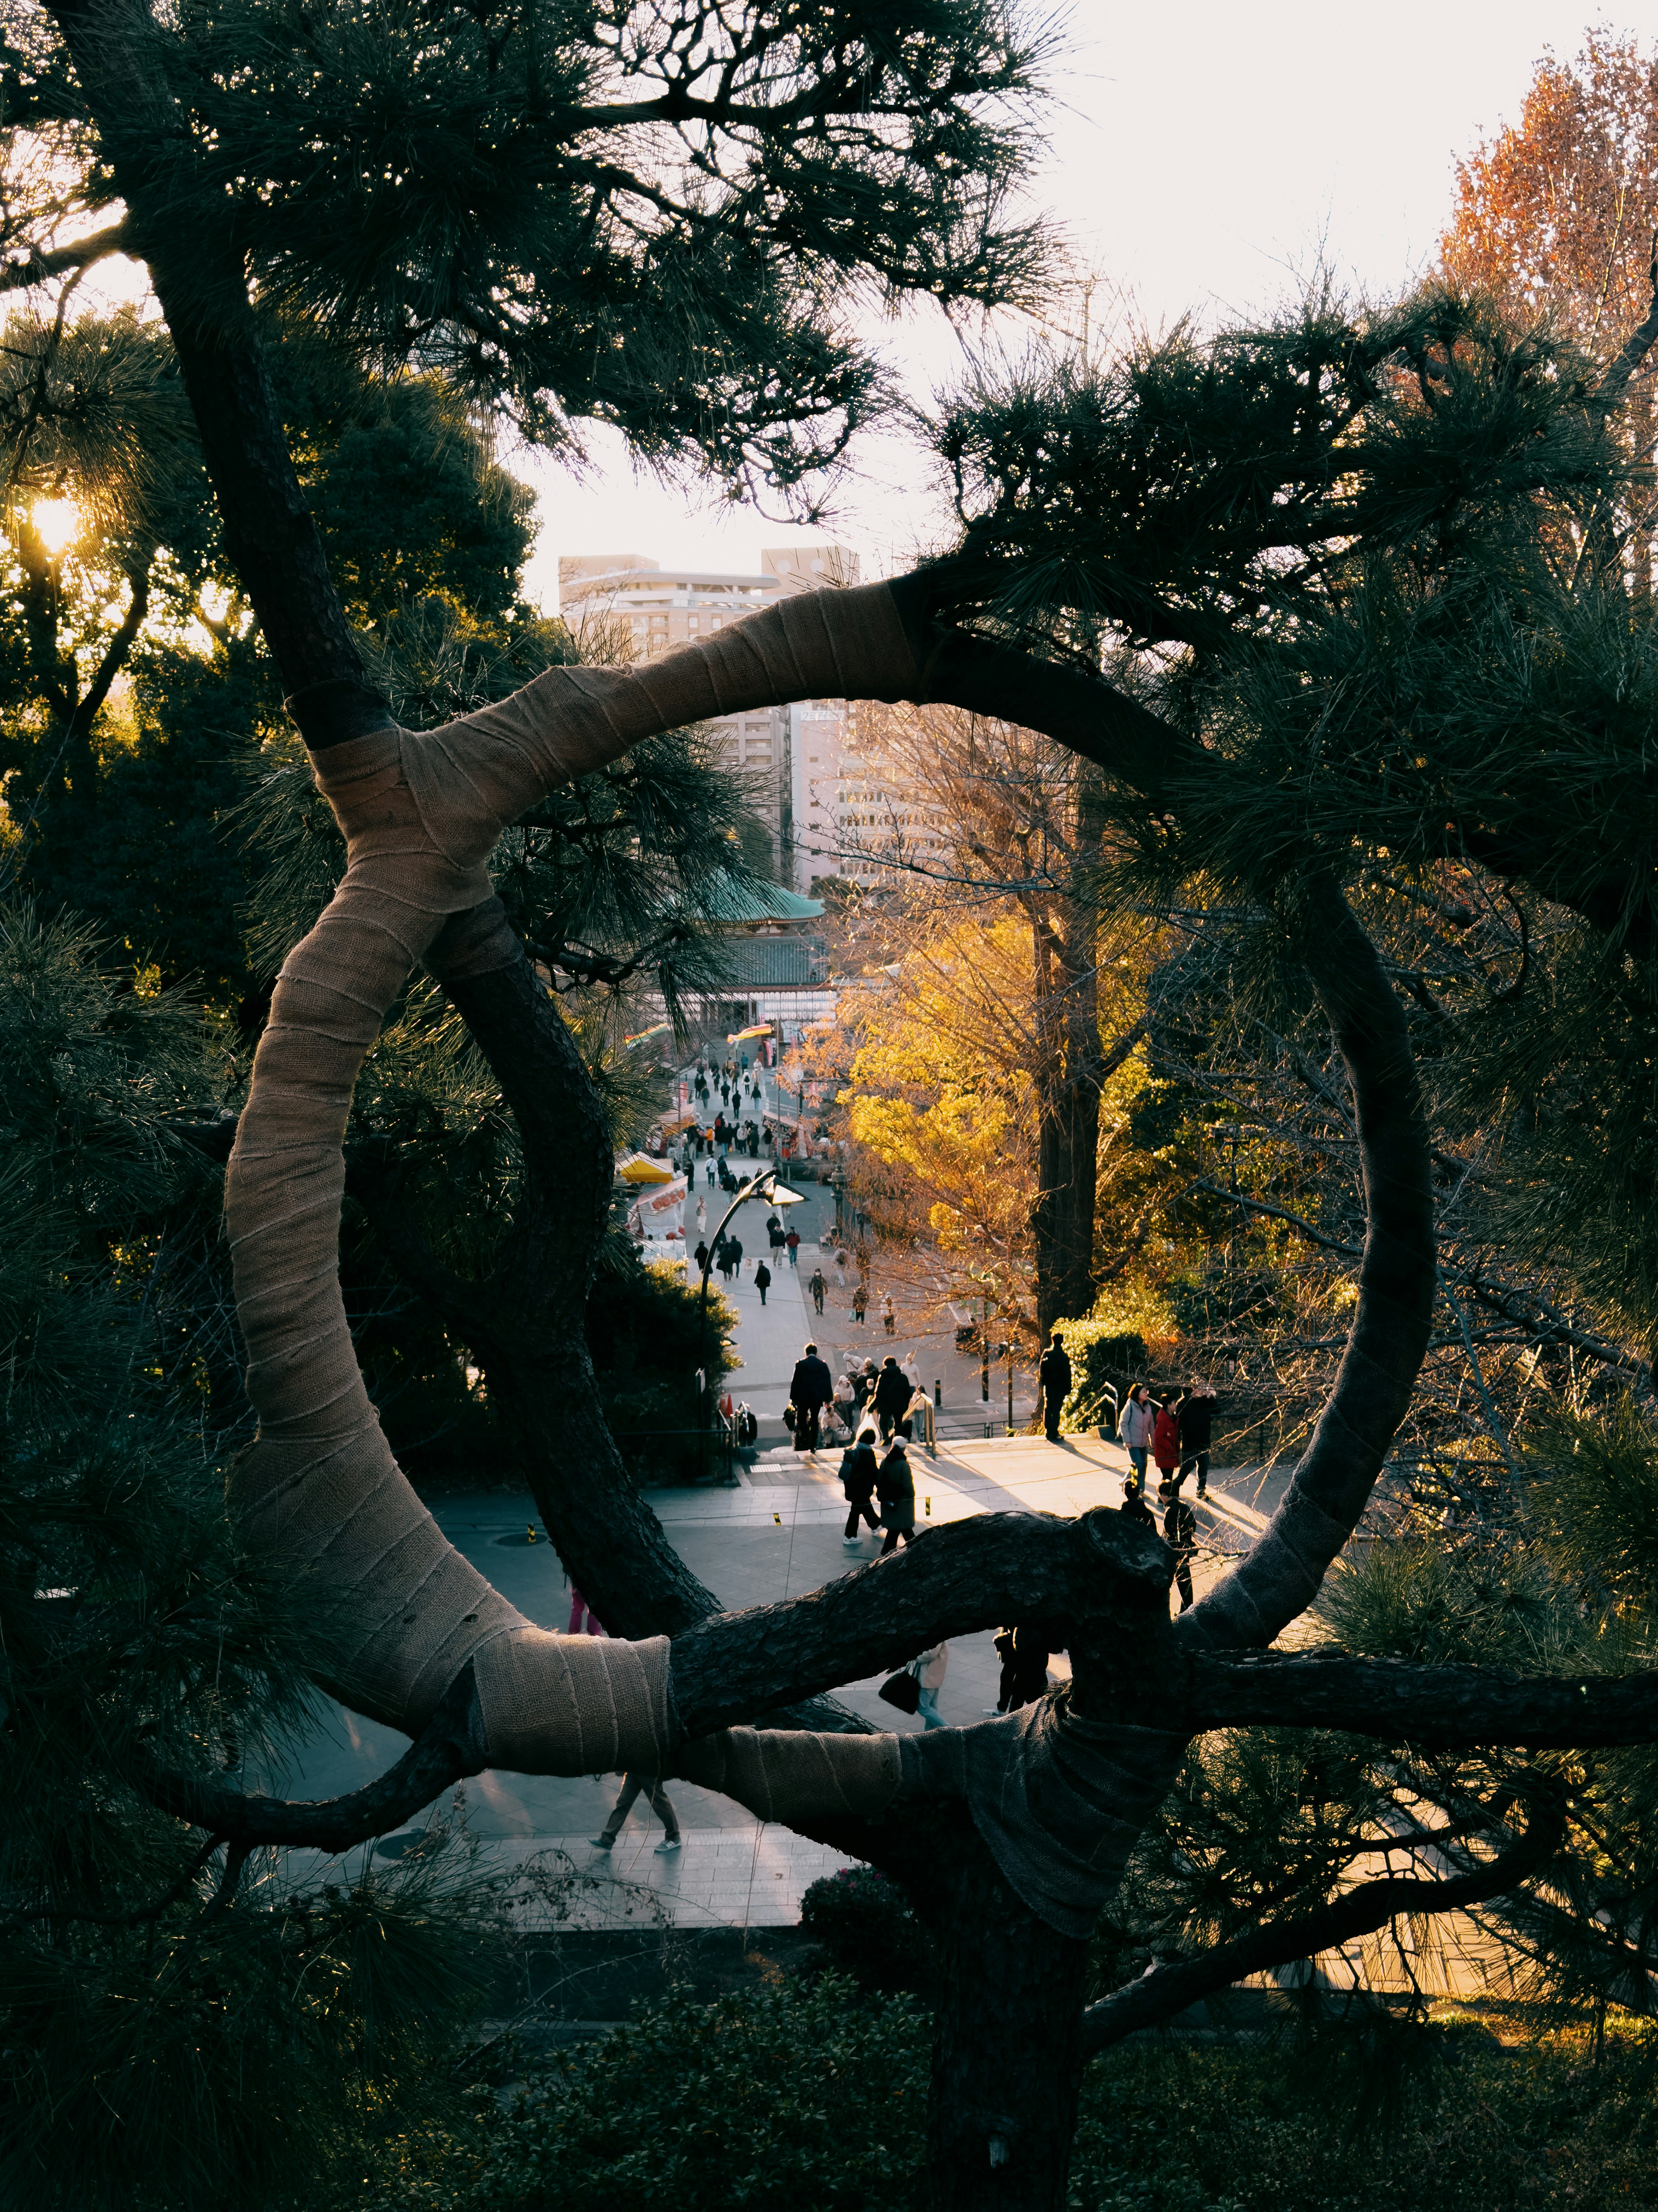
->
xmin=1079 ymin=1790 xmax=1566 ymax=2055
xmin=132 ymin=1663 xmax=488 ymax=1851
xmin=1160 ymin=1651 xmax=1658 ymax=1748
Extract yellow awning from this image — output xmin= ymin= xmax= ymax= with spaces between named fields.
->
xmin=618 ymin=1154 xmax=675 ymax=1185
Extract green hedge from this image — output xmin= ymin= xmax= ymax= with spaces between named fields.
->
xmin=798 ymin=1867 xmax=931 ymax=1998
xmin=1053 ymin=1323 xmax=1149 ymax=1433
xmin=344 ymin=1980 xmax=1658 ymax=2212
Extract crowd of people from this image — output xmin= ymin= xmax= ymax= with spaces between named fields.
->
xmin=1115 ymin=1378 xmax=1214 ymax=1502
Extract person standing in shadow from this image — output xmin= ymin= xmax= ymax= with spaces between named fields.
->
xmin=1038 ymin=1328 xmax=1073 ymax=1442
xmin=1164 ymin=1492 xmax=1199 ymax=1612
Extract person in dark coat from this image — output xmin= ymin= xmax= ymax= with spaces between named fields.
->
xmin=1119 ymin=1487 xmax=1156 ymax=1533
xmin=789 ymin=1340 xmax=834 ymax=1452
xmin=754 ymin=1259 xmax=772 ymax=1306
xmin=1178 ymin=1379 xmax=1214 ymax=1499
xmin=1038 ymin=1329 xmax=1073 ymax=1442
xmin=1003 ymin=1621 xmax=1056 ymax=1709
xmin=876 ymin=1438 xmax=916 ymax=1553
xmin=990 ymin=1627 xmax=1019 ymax=1713
xmin=839 ymin=1424 xmax=881 ymax=1546
xmin=873 ymin=1354 xmax=912 ymax=1442
xmin=1164 ymin=1493 xmax=1198 ymax=1610
xmin=693 ymin=1240 xmax=710 ymax=1277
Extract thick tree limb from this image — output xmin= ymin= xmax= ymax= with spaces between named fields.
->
xmin=668 ymin=1509 xmax=1171 ymax=1736
xmin=1163 ymin=1651 xmax=1658 ymax=1749
xmin=133 ymin=1664 xmax=487 ymax=1852
xmin=1079 ymin=1791 xmax=1565 ymax=2055
xmin=1178 ymin=884 xmax=1435 ymax=1648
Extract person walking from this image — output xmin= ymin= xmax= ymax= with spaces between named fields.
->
xmin=789 ymin=1340 xmax=834 ymax=1453
xmin=1117 ymin=1383 xmax=1154 ymax=1494
xmin=839 ymin=1424 xmax=881 ymax=1546
xmin=1178 ymin=1379 xmax=1214 ymax=1499
xmin=1003 ymin=1621 xmax=1055 ymax=1710
xmin=727 ymin=1234 xmax=744 ymax=1276
xmin=566 ymin=1586 xmax=605 ymax=1636
xmin=695 ymin=1196 xmax=707 ymax=1235
xmin=876 ymin=1436 xmax=917 ymax=1553
xmin=834 ymin=1249 xmax=848 ymax=1289
xmin=1164 ymin=1492 xmax=1199 ymax=1611
xmin=874 ymin=1353 xmax=912 ymax=1442
xmin=911 ymin=1641 xmax=949 ymax=1730
xmin=754 ymin=1259 xmax=772 ymax=1306
xmin=693 ymin=1240 xmax=710 ymax=1277
xmin=851 ymin=1283 xmax=868 ymax=1325
xmin=832 ymin=1371 xmax=857 ymax=1436
xmin=880 ymin=1291 xmax=895 ymax=1337
xmin=1038 ymin=1328 xmax=1073 ymax=1442
xmin=1152 ymin=1392 xmax=1183 ymax=1499
xmin=785 ymin=1225 xmax=801 ymax=1267
xmin=808 ymin=1266 xmax=827 ymax=1315
xmin=592 ymin=1774 xmax=681 ymax=1854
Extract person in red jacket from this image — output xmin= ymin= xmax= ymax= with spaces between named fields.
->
xmin=1152 ymin=1393 xmax=1183 ymax=1500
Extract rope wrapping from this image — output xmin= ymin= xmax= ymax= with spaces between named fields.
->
xmin=227 ymin=585 xmax=925 ymax=1788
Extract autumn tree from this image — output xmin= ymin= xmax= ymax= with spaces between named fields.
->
xmin=1443 ymin=29 xmax=1658 ymax=600
xmin=11 ymin=12 xmax=1658 ymax=2212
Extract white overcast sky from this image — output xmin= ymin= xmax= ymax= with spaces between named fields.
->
xmin=519 ymin=3 xmax=1629 ymax=607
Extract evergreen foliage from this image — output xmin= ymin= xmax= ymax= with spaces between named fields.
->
xmin=345 ymin=1971 xmax=1658 ymax=2212
xmin=0 ymin=904 xmax=501 ymax=2208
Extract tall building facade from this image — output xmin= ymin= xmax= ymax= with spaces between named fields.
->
xmin=557 ymin=545 xmax=945 ymax=891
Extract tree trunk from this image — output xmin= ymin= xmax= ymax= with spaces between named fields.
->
xmin=1032 ymin=989 xmax=1101 ymax=1338
xmin=924 ymin=1841 xmax=1090 ymax=2211
xmin=1028 ymin=764 xmax=1108 ymax=1339
xmin=47 ymin=0 xmax=367 ymax=701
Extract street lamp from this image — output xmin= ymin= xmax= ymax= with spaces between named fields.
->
xmin=697 ymin=1168 xmax=809 ymax=1425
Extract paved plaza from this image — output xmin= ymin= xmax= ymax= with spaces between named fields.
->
xmin=282 ymin=1294 xmax=1286 ymax=1928
xmin=278 ymin=1052 xmax=1297 ymax=1929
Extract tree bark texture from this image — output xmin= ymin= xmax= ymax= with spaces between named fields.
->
xmin=922 ymin=1832 xmax=1091 ymax=2212
xmin=1031 ymin=761 xmax=1111 ymax=1339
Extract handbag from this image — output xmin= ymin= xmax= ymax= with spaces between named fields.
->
xmin=878 ymin=1668 xmax=921 ymax=1714
xmin=782 ymin=1402 xmax=797 ymax=1432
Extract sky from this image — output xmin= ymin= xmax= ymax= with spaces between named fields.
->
xmin=516 ymin=3 xmax=1627 ymax=606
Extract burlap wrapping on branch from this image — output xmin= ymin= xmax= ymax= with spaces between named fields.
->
xmin=671 ymin=1724 xmax=903 ymax=1822
xmin=897 ymin=1702 xmax=1187 ymax=1938
xmin=226 ymin=584 xmax=922 ymax=1794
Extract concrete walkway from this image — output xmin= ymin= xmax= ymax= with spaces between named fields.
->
xmin=276 ymin=1429 xmax=1288 ymax=1927
xmin=275 ymin=1093 xmax=1296 ymax=1927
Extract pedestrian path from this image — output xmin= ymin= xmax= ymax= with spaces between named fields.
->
xmin=462 ymin=1826 xmax=858 ymax=1932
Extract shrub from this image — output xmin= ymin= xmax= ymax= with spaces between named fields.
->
xmin=798 ymin=1866 xmax=931 ymax=1997
xmin=354 ymin=1973 xmax=928 ymax=2212
xmin=344 ymin=1987 xmax=1658 ymax=2212
xmin=1054 ymin=1323 xmax=1149 ymax=1433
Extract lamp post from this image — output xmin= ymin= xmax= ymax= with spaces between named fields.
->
xmin=697 ymin=1167 xmax=808 ymax=1426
